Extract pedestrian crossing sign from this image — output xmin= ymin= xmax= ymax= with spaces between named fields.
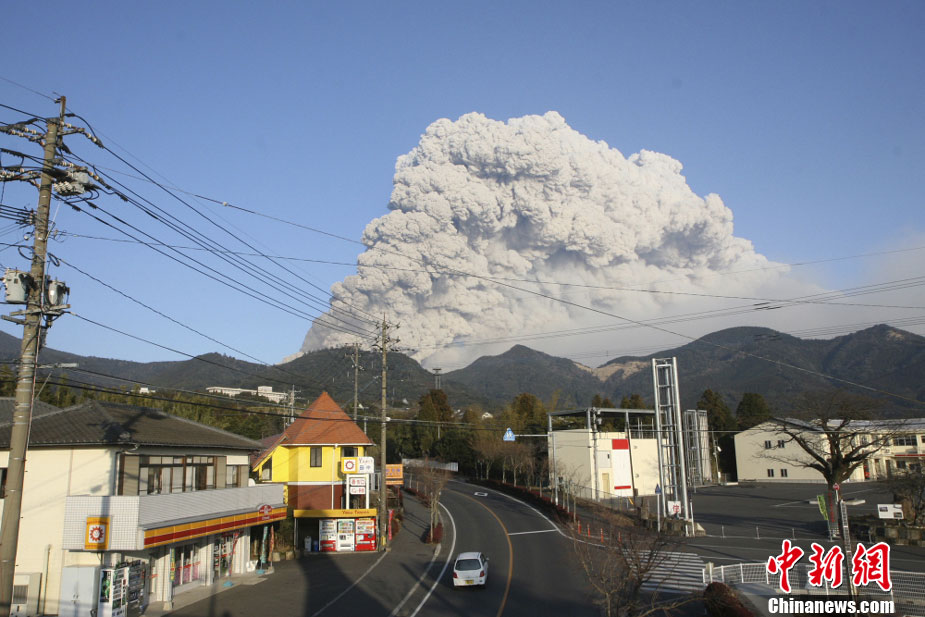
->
xmin=503 ymin=428 xmax=516 ymax=442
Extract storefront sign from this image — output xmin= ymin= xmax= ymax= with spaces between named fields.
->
xmin=348 ymin=476 xmax=367 ymax=495
xmin=293 ymin=508 xmax=376 ymax=518
xmin=385 ymin=464 xmax=404 ymax=485
xmin=143 ymin=505 xmax=286 ymax=548
xmin=85 ymin=516 xmax=111 ymax=551
xmin=358 ymin=457 xmax=375 ymax=474
xmin=258 ymin=504 xmax=273 ymax=520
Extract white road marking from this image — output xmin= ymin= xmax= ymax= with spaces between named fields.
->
xmin=310 ymin=550 xmax=390 ymax=617
xmin=508 ymin=529 xmax=558 ymax=536
xmin=407 ymin=502 xmax=457 ymax=617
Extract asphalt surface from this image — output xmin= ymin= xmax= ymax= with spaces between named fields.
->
xmin=159 ymin=480 xmax=600 ymax=617
xmin=682 ymin=482 xmax=925 ymax=574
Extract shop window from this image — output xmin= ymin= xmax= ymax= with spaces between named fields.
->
xmin=173 ymin=544 xmax=202 ymax=587
xmin=310 ymin=446 xmax=322 ymax=468
xmin=767 ymin=469 xmax=775 ymax=478
xmin=896 ymin=460 xmax=907 ymax=470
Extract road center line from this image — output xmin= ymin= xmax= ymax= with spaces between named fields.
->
xmin=457 ymin=491 xmax=515 ymax=617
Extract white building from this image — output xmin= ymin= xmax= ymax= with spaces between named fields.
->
xmin=0 ymin=399 xmax=284 ymax=616
xmin=205 ymin=385 xmax=291 ymax=405
xmin=735 ymin=418 xmax=925 ymax=483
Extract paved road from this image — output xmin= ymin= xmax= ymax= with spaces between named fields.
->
xmin=682 ymin=482 xmax=925 ymax=575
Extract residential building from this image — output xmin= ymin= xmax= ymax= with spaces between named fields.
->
xmin=735 ymin=418 xmax=925 ymax=483
xmin=0 ymin=398 xmax=284 ymax=616
xmin=252 ymin=392 xmax=376 ymax=553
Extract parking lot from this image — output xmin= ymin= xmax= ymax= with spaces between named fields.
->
xmin=689 ymin=481 xmax=896 ymax=540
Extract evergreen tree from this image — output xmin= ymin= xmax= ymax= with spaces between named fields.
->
xmin=697 ymin=389 xmax=737 ymax=475
xmin=736 ymin=392 xmax=771 ymax=430
xmin=620 ymin=393 xmax=647 ymax=409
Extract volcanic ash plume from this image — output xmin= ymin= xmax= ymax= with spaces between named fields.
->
xmin=300 ymin=111 xmax=779 ymax=365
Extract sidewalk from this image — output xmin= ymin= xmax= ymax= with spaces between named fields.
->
xmin=142 ymin=490 xmax=439 ymax=617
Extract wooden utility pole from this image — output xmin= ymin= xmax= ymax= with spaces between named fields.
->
xmin=0 ymin=99 xmax=64 ymax=616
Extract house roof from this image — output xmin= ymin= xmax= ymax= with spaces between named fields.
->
xmin=0 ymin=397 xmax=62 ymax=425
xmin=750 ymin=417 xmax=925 ymax=434
xmin=0 ymin=399 xmax=262 ymax=451
xmin=252 ymin=392 xmax=372 ymax=468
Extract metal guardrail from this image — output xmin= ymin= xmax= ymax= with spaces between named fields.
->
xmin=703 ymin=562 xmax=925 ymax=616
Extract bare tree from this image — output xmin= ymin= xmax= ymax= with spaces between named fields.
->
xmin=471 ymin=430 xmax=505 ymax=480
xmin=416 ymin=460 xmax=451 ymax=542
xmin=570 ymin=512 xmax=697 ymax=617
xmin=762 ymin=390 xmax=906 ymax=491
xmin=887 ymin=471 xmax=925 ymax=525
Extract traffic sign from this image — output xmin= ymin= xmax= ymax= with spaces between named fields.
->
xmin=654 ymin=483 xmax=662 ymax=495
xmin=503 ymin=428 xmax=516 ymax=442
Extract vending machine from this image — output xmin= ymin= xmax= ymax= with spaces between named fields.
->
xmin=319 ymin=519 xmax=337 ymax=552
xmin=336 ymin=519 xmax=355 ymax=552
xmin=97 ymin=566 xmax=129 ymax=617
xmin=354 ymin=518 xmax=377 ymax=551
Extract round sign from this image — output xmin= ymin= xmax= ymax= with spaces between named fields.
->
xmin=344 ymin=459 xmax=357 ymax=472
xmin=832 ymin=483 xmax=840 ymax=491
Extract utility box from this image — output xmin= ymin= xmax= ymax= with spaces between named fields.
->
xmin=11 ymin=572 xmax=41 ymax=617
xmin=3 ymin=269 xmax=32 ymax=304
xmin=59 ymin=566 xmax=100 ymax=617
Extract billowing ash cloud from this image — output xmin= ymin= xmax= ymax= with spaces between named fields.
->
xmin=301 ymin=112 xmax=783 ymax=366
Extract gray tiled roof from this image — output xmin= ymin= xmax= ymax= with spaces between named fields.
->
xmin=0 ymin=397 xmax=62 ymax=425
xmin=0 ymin=399 xmax=262 ymax=451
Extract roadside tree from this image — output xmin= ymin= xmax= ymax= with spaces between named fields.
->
xmin=571 ymin=512 xmax=697 ymax=617
xmin=761 ymin=390 xmax=904 ymax=491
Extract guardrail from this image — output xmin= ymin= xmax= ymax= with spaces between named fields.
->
xmin=703 ymin=562 xmax=925 ymax=616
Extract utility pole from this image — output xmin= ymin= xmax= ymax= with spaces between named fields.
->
xmin=0 ymin=99 xmax=63 ymax=616
xmin=376 ymin=319 xmax=396 ymax=550
xmin=349 ymin=342 xmax=361 ymax=421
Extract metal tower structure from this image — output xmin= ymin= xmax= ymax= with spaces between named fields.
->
xmin=682 ymin=409 xmax=711 ymax=487
xmin=651 ymin=358 xmax=690 ymax=524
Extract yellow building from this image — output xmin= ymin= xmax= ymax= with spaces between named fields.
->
xmin=252 ymin=392 xmax=377 ymax=551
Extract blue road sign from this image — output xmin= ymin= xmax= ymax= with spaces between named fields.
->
xmin=503 ymin=428 xmax=516 ymax=442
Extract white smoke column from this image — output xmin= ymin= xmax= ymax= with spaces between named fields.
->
xmin=301 ymin=112 xmax=781 ymax=365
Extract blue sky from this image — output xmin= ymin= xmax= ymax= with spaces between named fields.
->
xmin=1 ymin=1 xmax=922 ymax=373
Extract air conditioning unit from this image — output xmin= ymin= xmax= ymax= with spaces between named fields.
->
xmin=11 ymin=572 xmax=41 ymax=617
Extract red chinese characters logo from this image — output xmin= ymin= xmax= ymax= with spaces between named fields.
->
xmin=767 ymin=540 xmax=804 ymax=593
xmin=807 ymin=543 xmax=844 ymax=588
xmin=851 ymin=542 xmax=892 ymax=592
xmin=766 ymin=540 xmax=892 ymax=593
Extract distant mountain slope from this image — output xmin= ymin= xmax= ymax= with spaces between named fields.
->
xmin=596 ymin=325 xmax=925 ymax=413
xmin=0 ymin=325 xmax=921 ymax=414
xmin=443 ymin=344 xmax=614 ymax=409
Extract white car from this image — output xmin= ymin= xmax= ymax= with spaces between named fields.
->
xmin=452 ymin=551 xmax=489 ymax=587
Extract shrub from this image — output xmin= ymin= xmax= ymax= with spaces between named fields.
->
xmin=704 ymin=582 xmax=754 ymax=617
